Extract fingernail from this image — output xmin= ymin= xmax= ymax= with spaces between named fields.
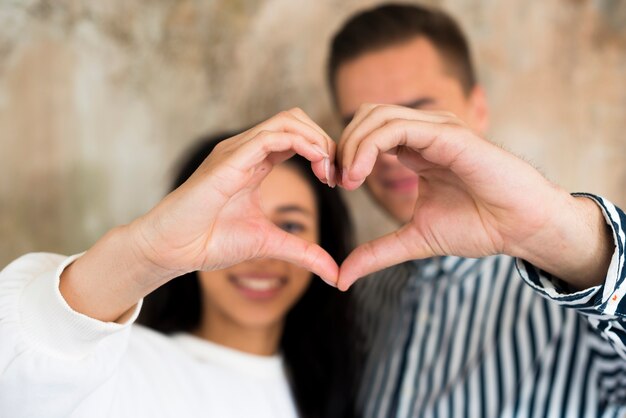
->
xmin=324 ymin=158 xmax=331 ymax=185
xmin=328 ymin=164 xmax=336 ymax=188
xmin=312 ymin=144 xmax=329 ymax=158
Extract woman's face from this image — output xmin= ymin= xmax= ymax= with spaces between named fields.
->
xmin=197 ymin=164 xmax=317 ymax=331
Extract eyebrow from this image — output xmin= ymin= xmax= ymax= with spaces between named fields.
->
xmin=341 ymin=97 xmax=436 ymax=126
xmin=275 ymin=205 xmax=313 ymax=216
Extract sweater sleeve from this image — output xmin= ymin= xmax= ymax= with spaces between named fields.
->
xmin=515 ymin=193 xmax=626 ymax=360
xmin=0 ymin=253 xmax=142 ymax=418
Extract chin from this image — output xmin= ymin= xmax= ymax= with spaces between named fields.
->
xmin=234 ymin=310 xmax=284 ymax=330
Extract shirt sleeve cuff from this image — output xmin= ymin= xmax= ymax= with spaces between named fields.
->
xmin=515 ymin=193 xmax=625 ymax=318
xmin=18 ymin=253 xmax=143 ymax=359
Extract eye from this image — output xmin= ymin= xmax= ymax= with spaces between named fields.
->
xmin=278 ymin=221 xmax=306 ymax=234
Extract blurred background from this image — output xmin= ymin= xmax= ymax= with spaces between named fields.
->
xmin=1 ymin=0 xmax=625 ymax=267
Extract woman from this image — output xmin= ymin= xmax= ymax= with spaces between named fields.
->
xmin=139 ymin=131 xmax=356 ymax=417
xmin=0 ymin=111 xmax=357 ymax=417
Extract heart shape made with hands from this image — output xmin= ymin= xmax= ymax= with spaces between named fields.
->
xmin=204 ymin=106 xmax=490 ymax=292
xmin=133 ymin=106 xmax=570 ymax=302
xmin=199 ymin=105 xmax=553 ymax=293
xmin=313 ymin=104 xmax=552 ymax=291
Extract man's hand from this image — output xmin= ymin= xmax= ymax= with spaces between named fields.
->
xmin=335 ymin=104 xmax=614 ymax=291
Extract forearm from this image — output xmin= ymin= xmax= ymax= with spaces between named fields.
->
xmin=59 ymin=224 xmax=173 ymax=322
xmin=513 ymin=192 xmax=614 ymax=290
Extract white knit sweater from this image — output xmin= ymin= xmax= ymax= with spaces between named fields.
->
xmin=0 ymin=253 xmax=299 ymax=418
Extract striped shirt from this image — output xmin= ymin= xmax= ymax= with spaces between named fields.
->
xmin=353 ymin=194 xmax=626 ymax=418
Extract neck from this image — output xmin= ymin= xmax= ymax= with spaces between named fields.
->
xmin=194 ymin=309 xmax=283 ymax=356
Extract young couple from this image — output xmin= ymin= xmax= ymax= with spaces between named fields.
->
xmin=1 ymin=4 xmax=625 ymax=418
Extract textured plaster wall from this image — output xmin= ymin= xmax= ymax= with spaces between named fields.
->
xmin=1 ymin=0 xmax=625 ymax=266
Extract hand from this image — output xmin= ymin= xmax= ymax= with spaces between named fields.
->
xmin=60 ymin=109 xmax=339 ymax=322
xmin=132 ymin=108 xmax=338 ymax=285
xmin=335 ymin=104 xmax=612 ymax=290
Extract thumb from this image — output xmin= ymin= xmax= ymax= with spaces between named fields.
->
xmin=338 ymin=225 xmax=434 ymax=291
xmin=262 ymin=227 xmax=339 ymax=287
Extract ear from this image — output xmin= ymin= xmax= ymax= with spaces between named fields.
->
xmin=467 ymin=85 xmax=490 ymax=134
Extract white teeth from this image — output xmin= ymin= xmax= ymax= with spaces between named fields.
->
xmin=235 ymin=277 xmax=281 ymax=291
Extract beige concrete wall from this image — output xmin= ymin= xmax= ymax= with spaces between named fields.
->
xmin=1 ymin=0 xmax=625 ymax=267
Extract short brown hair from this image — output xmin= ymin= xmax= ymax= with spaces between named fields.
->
xmin=328 ymin=3 xmax=477 ymax=100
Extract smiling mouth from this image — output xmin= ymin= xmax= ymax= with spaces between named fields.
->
xmin=228 ymin=275 xmax=287 ymax=300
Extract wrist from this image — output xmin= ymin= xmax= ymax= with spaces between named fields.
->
xmin=126 ymin=209 xmax=197 ymax=281
xmin=59 ymin=225 xmax=174 ymax=322
xmin=125 ymin=218 xmax=184 ymax=285
xmin=513 ymin=192 xmax=613 ymax=289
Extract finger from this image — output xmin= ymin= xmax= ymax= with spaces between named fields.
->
xmin=348 ymin=106 xmax=459 ymax=146
xmin=339 ymin=103 xmax=377 ymax=146
xmin=247 ymin=109 xmax=333 ymax=184
xmin=338 ymin=104 xmax=456 ymax=163
xmin=249 ymin=110 xmax=331 ymax=152
xmin=262 ymin=227 xmax=340 ymax=287
xmin=286 ymin=108 xmax=338 ymax=187
xmin=245 ymin=130 xmax=328 ymax=166
xmin=250 ymin=131 xmax=330 ymax=184
xmin=209 ymin=131 xmax=329 ymax=199
xmin=346 ymin=105 xmax=460 ymax=143
xmin=343 ymin=120 xmax=476 ymax=190
xmin=287 ymin=107 xmax=334 ymax=148
xmin=337 ymin=224 xmax=434 ymax=291
xmin=336 ymin=103 xmax=376 ymax=182
xmin=276 ymin=112 xmax=331 ymax=186
xmin=339 ymin=105 xmax=459 ymax=183
xmin=290 ymin=109 xmax=337 ymax=188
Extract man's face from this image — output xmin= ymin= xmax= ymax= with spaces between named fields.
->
xmin=334 ymin=36 xmax=488 ymax=223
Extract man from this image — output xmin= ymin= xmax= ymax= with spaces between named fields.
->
xmin=327 ymin=4 xmax=626 ymax=417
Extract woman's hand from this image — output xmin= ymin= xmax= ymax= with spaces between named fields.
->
xmin=60 ymin=109 xmax=338 ymax=322
xmin=132 ymin=108 xmax=338 ymax=282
